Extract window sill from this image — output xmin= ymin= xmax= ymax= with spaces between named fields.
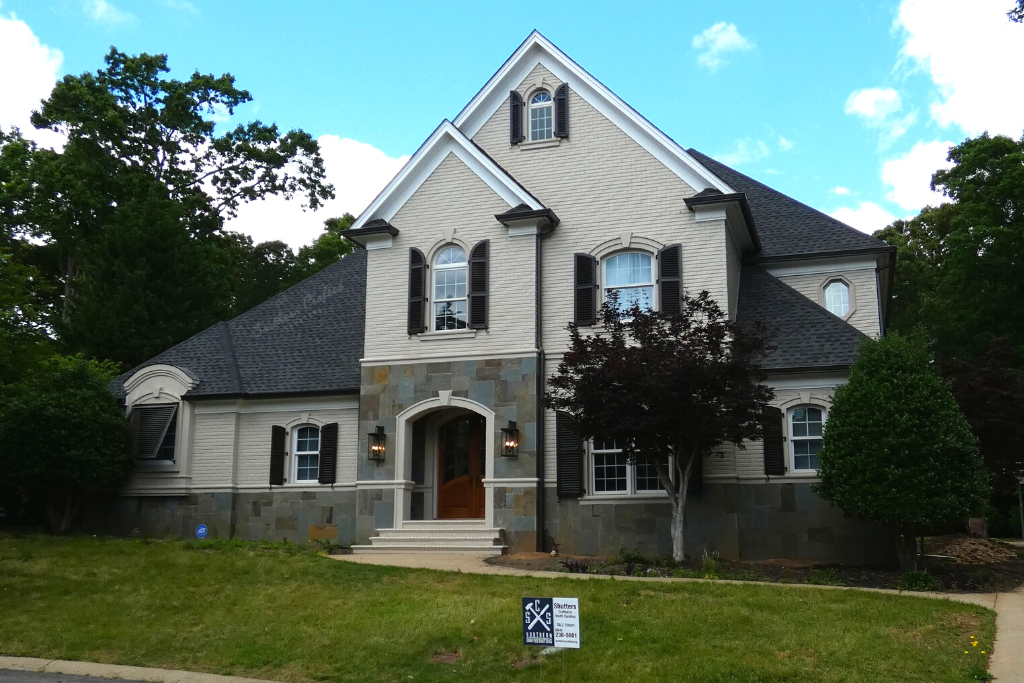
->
xmin=580 ymin=492 xmax=671 ymax=505
xmin=133 ymin=460 xmax=179 ymax=473
xmin=417 ymin=329 xmax=478 ymax=341
xmin=517 ymin=138 xmax=561 ymax=151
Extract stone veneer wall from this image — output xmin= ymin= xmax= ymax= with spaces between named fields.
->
xmin=82 ymin=490 xmax=358 ymax=545
xmin=357 ymin=356 xmax=540 ymax=549
xmin=545 ymin=482 xmax=895 ymax=566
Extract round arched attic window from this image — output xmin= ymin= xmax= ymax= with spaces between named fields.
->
xmin=823 ymin=280 xmax=850 ymax=317
xmin=529 ymin=91 xmax=553 ymax=141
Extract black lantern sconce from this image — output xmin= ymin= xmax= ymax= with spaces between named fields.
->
xmin=367 ymin=425 xmax=386 ymax=462
xmin=500 ymin=421 xmax=519 ymax=457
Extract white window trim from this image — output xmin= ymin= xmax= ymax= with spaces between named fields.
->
xmin=819 ymin=276 xmax=856 ymax=321
xmin=528 ymin=90 xmax=553 ymax=142
xmin=788 ymin=405 xmax=827 ymax=475
xmin=431 ymin=245 xmax=468 ymax=332
xmin=588 ymin=439 xmax=672 ymax=497
xmin=601 ymin=250 xmax=657 ymax=312
xmin=291 ymin=424 xmax=321 ymax=484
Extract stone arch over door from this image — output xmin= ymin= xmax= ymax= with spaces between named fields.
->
xmin=393 ymin=392 xmax=496 ymax=529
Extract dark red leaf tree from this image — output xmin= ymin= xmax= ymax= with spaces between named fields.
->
xmin=546 ymin=292 xmax=775 ymax=561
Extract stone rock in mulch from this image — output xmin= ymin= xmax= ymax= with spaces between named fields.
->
xmin=931 ymin=535 xmax=1017 ymax=565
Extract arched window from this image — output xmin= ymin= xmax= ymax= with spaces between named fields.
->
xmin=603 ymin=251 xmax=654 ymax=312
xmin=529 ymin=91 xmax=553 ymax=141
xmin=293 ymin=425 xmax=320 ymax=482
xmin=433 ymin=245 xmax=468 ymax=330
xmin=789 ymin=406 xmax=825 ymax=472
xmin=824 ymin=280 xmax=850 ymax=317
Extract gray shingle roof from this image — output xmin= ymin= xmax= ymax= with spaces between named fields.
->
xmin=737 ymin=265 xmax=866 ymax=371
xmin=688 ymin=149 xmax=893 ymax=261
xmin=113 ymin=249 xmax=366 ymax=398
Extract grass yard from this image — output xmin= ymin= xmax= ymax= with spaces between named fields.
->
xmin=0 ymin=534 xmax=996 ymax=683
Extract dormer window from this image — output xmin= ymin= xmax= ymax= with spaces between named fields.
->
xmin=529 ymin=91 xmax=553 ymax=141
xmin=433 ymin=245 xmax=468 ymax=330
xmin=824 ymin=280 xmax=851 ymax=317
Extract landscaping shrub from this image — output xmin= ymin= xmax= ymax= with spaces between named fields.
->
xmin=898 ymin=570 xmax=941 ymax=592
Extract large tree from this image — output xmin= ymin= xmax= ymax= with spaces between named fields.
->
xmin=0 ymin=48 xmax=334 ymax=366
xmin=546 ymin=294 xmax=774 ymax=561
xmin=814 ymin=334 xmax=990 ymax=570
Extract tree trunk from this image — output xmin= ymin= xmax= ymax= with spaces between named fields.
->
xmin=669 ymin=451 xmax=696 ymax=563
xmin=44 ymin=492 xmax=81 ymax=534
xmin=893 ymin=527 xmax=918 ymax=571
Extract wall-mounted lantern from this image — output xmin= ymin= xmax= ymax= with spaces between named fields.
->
xmin=367 ymin=425 xmax=386 ymax=462
xmin=500 ymin=421 xmax=519 ymax=457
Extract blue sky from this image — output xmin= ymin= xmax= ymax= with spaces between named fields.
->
xmin=2 ymin=0 xmax=1022 ymax=247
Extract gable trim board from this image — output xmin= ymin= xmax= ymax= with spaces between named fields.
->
xmin=350 ymin=120 xmax=544 ymax=231
xmin=453 ymin=30 xmax=733 ymax=197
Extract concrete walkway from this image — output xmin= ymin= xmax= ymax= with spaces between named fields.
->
xmin=0 ymin=659 xmax=279 ymax=683
xmin=333 ymin=552 xmax=1024 ymax=682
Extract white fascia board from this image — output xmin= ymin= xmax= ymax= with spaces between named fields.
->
xmin=351 ymin=120 xmax=542 ymax=230
xmin=453 ymin=31 xmax=734 ymax=195
xmin=763 ymin=255 xmax=881 ymax=278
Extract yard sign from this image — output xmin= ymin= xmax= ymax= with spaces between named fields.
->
xmin=522 ymin=597 xmax=580 ymax=648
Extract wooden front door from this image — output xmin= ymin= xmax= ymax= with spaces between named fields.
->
xmin=437 ymin=414 xmax=485 ymax=519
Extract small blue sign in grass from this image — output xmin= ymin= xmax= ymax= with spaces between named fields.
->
xmin=195 ymin=524 xmax=208 ymax=539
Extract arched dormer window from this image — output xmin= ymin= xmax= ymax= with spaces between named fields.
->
xmin=529 ymin=91 xmax=553 ymax=141
xmin=433 ymin=245 xmax=468 ymax=330
xmin=293 ymin=425 xmax=321 ymax=482
xmin=789 ymin=406 xmax=826 ymax=472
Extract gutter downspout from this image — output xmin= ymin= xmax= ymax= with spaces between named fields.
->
xmin=535 ymin=228 xmax=545 ymax=552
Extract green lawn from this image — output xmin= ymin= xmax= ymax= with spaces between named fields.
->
xmin=0 ymin=534 xmax=995 ymax=683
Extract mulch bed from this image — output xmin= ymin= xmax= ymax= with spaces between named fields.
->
xmin=485 ymin=536 xmax=1024 ymax=593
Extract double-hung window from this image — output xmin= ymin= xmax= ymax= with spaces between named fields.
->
xmin=603 ymin=252 xmax=654 ymax=313
xmin=529 ymin=91 xmax=553 ymax=141
xmin=789 ymin=407 xmax=824 ymax=472
xmin=293 ymin=426 xmax=320 ymax=482
xmin=433 ymin=246 xmax=468 ymax=330
xmin=591 ymin=438 xmax=669 ymax=495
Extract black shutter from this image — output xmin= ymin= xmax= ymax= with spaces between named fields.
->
xmin=687 ymin=452 xmax=704 ymax=497
xmin=408 ymin=248 xmax=426 ymax=335
xmin=555 ymin=411 xmax=584 ymax=498
xmin=574 ymin=253 xmax=598 ymax=326
xmin=762 ymin=406 xmax=786 ymax=476
xmin=509 ymin=90 xmax=524 ymax=145
xmin=468 ymin=240 xmax=488 ymax=330
xmin=127 ymin=404 xmax=177 ymax=459
xmin=554 ymin=83 xmax=569 ymax=138
xmin=270 ymin=425 xmax=286 ymax=486
xmin=657 ymin=244 xmax=682 ymax=314
xmin=318 ymin=423 xmax=339 ymax=485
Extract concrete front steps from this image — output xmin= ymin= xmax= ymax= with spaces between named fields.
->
xmin=352 ymin=519 xmax=506 ymax=555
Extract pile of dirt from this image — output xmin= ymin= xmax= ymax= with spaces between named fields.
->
xmin=931 ymin=535 xmax=1018 ymax=565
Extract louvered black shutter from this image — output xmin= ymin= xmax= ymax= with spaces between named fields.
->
xmin=408 ymin=248 xmax=426 ymax=335
xmin=762 ymin=406 xmax=786 ymax=476
xmin=509 ymin=90 xmax=524 ymax=145
xmin=555 ymin=411 xmax=584 ymax=498
xmin=554 ymin=83 xmax=569 ymax=138
xmin=574 ymin=253 xmax=598 ymax=326
xmin=468 ymin=240 xmax=488 ymax=330
xmin=128 ymin=404 xmax=177 ymax=459
xmin=318 ymin=423 xmax=339 ymax=485
xmin=687 ymin=452 xmax=703 ymax=497
xmin=657 ymin=244 xmax=682 ymax=314
xmin=270 ymin=425 xmax=286 ymax=486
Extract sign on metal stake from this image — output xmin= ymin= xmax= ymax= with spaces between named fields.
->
xmin=522 ymin=597 xmax=580 ymax=649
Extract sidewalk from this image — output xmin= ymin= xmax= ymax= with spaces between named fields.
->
xmin=332 ymin=552 xmax=1023 ymax=682
xmin=0 ymin=658 xmax=279 ymax=683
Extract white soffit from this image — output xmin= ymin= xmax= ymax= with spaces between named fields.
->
xmin=351 ymin=120 xmax=543 ymax=230
xmin=453 ymin=31 xmax=734 ymax=195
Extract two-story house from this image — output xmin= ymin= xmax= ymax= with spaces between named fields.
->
xmin=104 ymin=32 xmax=896 ymax=564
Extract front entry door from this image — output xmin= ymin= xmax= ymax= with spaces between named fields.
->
xmin=437 ymin=415 xmax=485 ymax=519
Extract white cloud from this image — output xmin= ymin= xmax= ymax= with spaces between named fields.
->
xmin=897 ymin=0 xmax=1024 ymax=137
xmin=714 ymin=138 xmax=770 ymax=166
xmin=161 ymin=0 xmax=198 ymax=12
xmin=881 ymin=140 xmax=954 ymax=211
xmin=83 ymin=0 xmax=135 ymax=26
xmin=0 ymin=9 xmax=64 ymax=148
xmin=844 ymin=87 xmax=916 ymax=148
xmin=692 ymin=22 xmax=754 ymax=71
xmin=777 ymin=135 xmax=794 ymax=151
xmin=830 ymin=202 xmax=898 ymax=234
xmin=224 ymin=136 xmax=409 ymax=249
xmin=830 ymin=186 xmax=851 ymax=196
